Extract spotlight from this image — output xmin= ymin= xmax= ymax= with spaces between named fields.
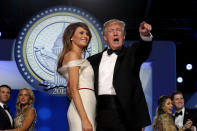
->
xmin=186 ymin=64 xmax=192 ymax=70
xmin=177 ymin=77 xmax=183 ymax=83
xmin=0 ymin=32 xmax=1 ymax=37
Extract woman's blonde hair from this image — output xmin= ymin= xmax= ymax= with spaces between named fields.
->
xmin=57 ymin=22 xmax=92 ymax=73
xmin=16 ymin=88 xmax=35 ymax=116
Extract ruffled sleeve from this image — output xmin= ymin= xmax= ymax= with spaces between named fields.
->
xmin=58 ymin=59 xmax=89 ymax=75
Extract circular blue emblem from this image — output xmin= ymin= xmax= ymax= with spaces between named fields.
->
xmin=15 ymin=6 xmax=104 ymax=96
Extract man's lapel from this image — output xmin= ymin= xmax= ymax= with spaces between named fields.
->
xmin=113 ymin=46 xmax=126 ymax=83
xmin=183 ymin=108 xmax=189 ymax=124
xmin=0 ymin=105 xmax=12 ymax=126
xmin=93 ymin=51 xmax=104 ymax=96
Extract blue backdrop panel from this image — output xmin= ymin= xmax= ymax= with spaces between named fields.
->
xmin=140 ymin=62 xmax=152 ymax=131
xmin=184 ymin=92 xmax=197 ymax=109
xmin=150 ymin=41 xmax=176 ymax=118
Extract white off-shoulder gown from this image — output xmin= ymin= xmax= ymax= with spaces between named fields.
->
xmin=58 ymin=59 xmax=96 ymax=131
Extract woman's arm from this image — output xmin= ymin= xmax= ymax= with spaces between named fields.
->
xmin=3 ymin=108 xmax=36 ymax=131
xmin=179 ymin=119 xmax=193 ymax=131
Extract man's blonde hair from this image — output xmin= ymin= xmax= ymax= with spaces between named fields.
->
xmin=103 ymin=19 xmax=126 ymax=35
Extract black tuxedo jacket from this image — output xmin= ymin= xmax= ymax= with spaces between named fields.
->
xmin=173 ymin=108 xmax=197 ymax=131
xmin=184 ymin=108 xmax=197 ymax=131
xmin=0 ymin=106 xmax=13 ymax=129
xmin=87 ymin=40 xmax=152 ymax=130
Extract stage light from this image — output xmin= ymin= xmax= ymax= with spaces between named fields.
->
xmin=177 ymin=77 xmax=183 ymax=83
xmin=0 ymin=32 xmax=1 ymax=37
xmin=186 ymin=64 xmax=192 ymax=70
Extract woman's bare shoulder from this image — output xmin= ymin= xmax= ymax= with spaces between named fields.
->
xmin=62 ymin=51 xmax=81 ymax=66
xmin=25 ymin=107 xmax=36 ymax=116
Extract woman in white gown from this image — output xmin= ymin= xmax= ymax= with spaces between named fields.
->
xmin=57 ymin=22 xmax=96 ymax=131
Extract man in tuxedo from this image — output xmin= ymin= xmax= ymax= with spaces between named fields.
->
xmin=171 ymin=91 xmax=197 ymax=131
xmin=87 ymin=19 xmax=152 ymax=131
xmin=0 ymin=85 xmax=13 ymax=129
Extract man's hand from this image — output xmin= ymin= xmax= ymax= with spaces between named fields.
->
xmin=139 ymin=21 xmax=152 ymax=36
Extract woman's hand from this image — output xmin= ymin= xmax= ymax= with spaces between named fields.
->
xmin=184 ymin=119 xmax=193 ymax=129
xmin=66 ymin=85 xmax=72 ymax=100
xmin=82 ymin=119 xmax=93 ymax=131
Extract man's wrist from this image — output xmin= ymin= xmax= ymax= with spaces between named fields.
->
xmin=140 ymin=32 xmax=153 ymax=42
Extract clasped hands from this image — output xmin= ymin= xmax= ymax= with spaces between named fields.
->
xmin=184 ymin=119 xmax=193 ymax=129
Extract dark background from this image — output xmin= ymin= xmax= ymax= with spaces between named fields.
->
xmin=0 ymin=0 xmax=197 ymax=93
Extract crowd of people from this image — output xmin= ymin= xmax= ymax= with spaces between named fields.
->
xmin=0 ymin=19 xmax=197 ymax=131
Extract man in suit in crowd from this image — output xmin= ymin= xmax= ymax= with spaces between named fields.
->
xmin=87 ymin=19 xmax=152 ymax=131
xmin=171 ymin=91 xmax=197 ymax=131
xmin=0 ymin=85 xmax=13 ymax=130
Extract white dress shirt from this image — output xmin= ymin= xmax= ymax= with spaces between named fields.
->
xmin=175 ymin=107 xmax=185 ymax=129
xmin=0 ymin=102 xmax=13 ymax=126
xmin=98 ymin=33 xmax=153 ymax=95
xmin=98 ymin=51 xmax=117 ymax=95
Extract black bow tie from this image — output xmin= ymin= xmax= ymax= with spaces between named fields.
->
xmin=175 ymin=111 xmax=182 ymax=117
xmin=3 ymin=105 xmax=9 ymax=111
xmin=107 ymin=49 xmax=120 ymax=55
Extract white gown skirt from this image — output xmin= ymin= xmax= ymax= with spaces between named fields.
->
xmin=67 ymin=89 xmax=96 ymax=131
